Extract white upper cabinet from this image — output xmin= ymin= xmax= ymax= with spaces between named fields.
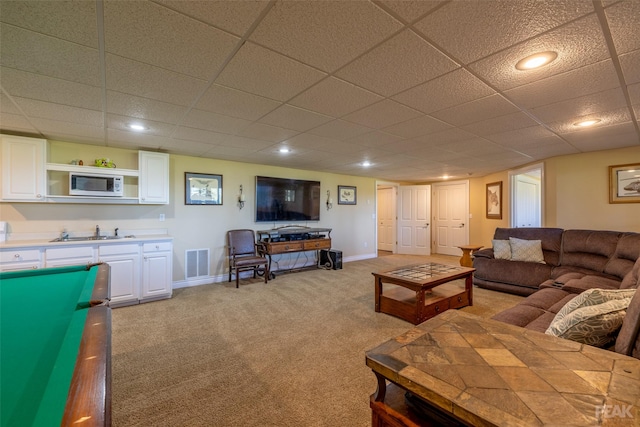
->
xmin=138 ymin=151 xmax=169 ymax=204
xmin=0 ymin=135 xmax=46 ymax=201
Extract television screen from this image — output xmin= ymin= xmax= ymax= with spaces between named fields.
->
xmin=256 ymin=176 xmax=320 ymax=222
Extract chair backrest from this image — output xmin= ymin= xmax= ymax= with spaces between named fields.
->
xmin=227 ymin=229 xmax=257 ymax=257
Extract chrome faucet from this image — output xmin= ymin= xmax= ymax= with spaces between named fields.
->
xmin=95 ymin=225 xmax=100 ymax=238
xmin=60 ymin=229 xmax=69 ymax=240
xmin=115 ymin=227 xmax=119 ymax=237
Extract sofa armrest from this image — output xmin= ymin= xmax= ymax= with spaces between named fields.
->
xmin=472 ymin=248 xmax=494 ymax=259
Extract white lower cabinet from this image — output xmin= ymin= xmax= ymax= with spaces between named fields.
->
xmin=0 ymin=248 xmax=42 ymax=271
xmin=99 ymin=243 xmax=141 ymax=307
xmin=45 ymin=246 xmax=95 ymax=267
xmin=142 ymin=241 xmax=173 ymax=300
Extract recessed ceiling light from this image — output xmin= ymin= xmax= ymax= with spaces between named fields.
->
xmin=128 ymin=123 xmax=147 ymax=131
xmin=442 ymin=175 xmax=450 ymax=180
xmin=573 ymin=119 xmax=601 ymax=127
xmin=362 ymin=161 xmax=371 ymax=167
xmin=515 ymin=51 xmax=558 ymax=70
xmin=279 ymin=147 xmax=290 ymax=153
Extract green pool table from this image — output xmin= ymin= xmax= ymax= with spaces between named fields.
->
xmin=1 ymin=263 xmax=111 ymax=427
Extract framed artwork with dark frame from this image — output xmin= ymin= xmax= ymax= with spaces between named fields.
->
xmin=609 ymin=163 xmax=640 ymax=204
xmin=185 ymin=172 xmax=222 ymax=205
xmin=338 ymin=185 xmax=357 ymax=205
xmin=486 ymin=181 xmax=502 ymax=219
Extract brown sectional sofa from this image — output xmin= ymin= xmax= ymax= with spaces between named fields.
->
xmin=473 ymin=228 xmax=640 ymax=359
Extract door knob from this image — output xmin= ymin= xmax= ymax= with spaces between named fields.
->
xmin=460 ymin=223 xmax=465 ymax=228
xmin=426 ymin=223 xmax=430 ymax=227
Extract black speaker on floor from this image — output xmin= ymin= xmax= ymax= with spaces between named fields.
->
xmin=320 ymin=249 xmax=342 ymax=270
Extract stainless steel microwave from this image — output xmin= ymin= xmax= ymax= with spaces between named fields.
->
xmin=69 ymin=172 xmax=123 ymax=197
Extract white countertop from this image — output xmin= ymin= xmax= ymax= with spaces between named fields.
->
xmin=0 ymin=234 xmax=173 ymax=249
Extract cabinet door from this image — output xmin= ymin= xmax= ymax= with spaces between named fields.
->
xmin=138 ymin=151 xmax=169 ymax=204
xmin=1 ymin=135 xmax=46 ymax=201
xmin=142 ymin=251 xmax=172 ymax=299
xmin=100 ymin=254 xmax=141 ymax=306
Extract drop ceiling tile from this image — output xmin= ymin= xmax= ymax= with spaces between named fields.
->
xmin=0 ymin=68 xmax=102 ymax=110
xmin=285 ymin=133 xmax=362 ymax=154
xmin=289 ymin=77 xmax=383 ymax=118
xmin=153 ymin=0 xmax=270 ymax=36
xmin=107 ymin=129 xmax=171 ymax=150
xmin=504 ymin=60 xmax=620 ymax=109
xmin=0 ymin=93 xmax=21 ymax=115
xmin=172 ymin=127 xmax=229 ymax=145
xmin=605 ymin=1 xmax=640 ymax=54
xmin=528 ymin=88 xmax=627 ymax=124
xmin=181 ymin=109 xmax=252 ymax=134
xmin=620 ymin=49 xmax=640 ymax=85
xmin=259 ymin=104 xmax=333 ymax=132
xmin=486 ymin=126 xmax=560 ymax=146
xmin=216 ymin=42 xmax=327 ymax=102
xmin=413 ymin=127 xmax=480 ymax=146
xmin=335 ymin=29 xmax=459 ymax=97
xmin=519 ymin=143 xmax=580 ymax=159
xmin=381 ymin=115 xmax=452 ymax=139
xmin=14 ymin=97 xmax=103 ymax=127
xmin=548 ymin=107 xmax=632 ymax=135
xmin=342 ymin=99 xmax=422 ymax=129
xmin=104 ymin=1 xmax=240 ymax=80
xmin=158 ymin=138 xmax=214 ymax=157
xmin=31 ymin=118 xmax=104 ymax=140
xmin=468 ymin=15 xmax=610 ymax=91
xmin=1 ymin=24 xmax=100 ymax=86
xmin=378 ymin=1 xmax=445 ymax=23
xmin=107 ymin=114 xmax=178 ymax=138
xmin=0 ymin=113 xmax=37 ymax=133
xmin=630 ymin=83 xmax=640 ymax=106
xmin=202 ymin=144 xmax=263 ymax=159
xmin=249 ymin=1 xmax=402 ymax=72
xmin=236 ymin=122 xmax=298 ymax=143
xmin=461 ymin=111 xmax=540 ymax=136
xmin=215 ymin=135 xmax=273 ymax=151
xmin=393 ymin=69 xmax=494 ymax=114
xmin=107 ymin=92 xmax=188 ymax=124
xmin=106 ymin=54 xmax=208 ymax=106
xmin=413 ymin=0 xmax=593 ymax=64
xmin=344 ymin=130 xmax=404 ymax=148
xmin=0 ymin=0 xmax=98 ymax=48
xmin=308 ymin=120 xmax=373 ymax=140
xmin=562 ymin=122 xmax=639 ymax=151
xmin=195 ymin=84 xmax=281 ymax=121
xmin=431 ymin=95 xmax=520 ymax=127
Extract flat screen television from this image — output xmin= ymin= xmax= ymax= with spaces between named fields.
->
xmin=255 ymin=176 xmax=321 ymax=222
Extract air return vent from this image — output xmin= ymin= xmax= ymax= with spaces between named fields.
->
xmin=185 ymin=248 xmax=209 ymax=279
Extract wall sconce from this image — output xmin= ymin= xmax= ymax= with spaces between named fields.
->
xmin=326 ymin=190 xmax=333 ymax=210
xmin=238 ymin=184 xmax=246 ymax=210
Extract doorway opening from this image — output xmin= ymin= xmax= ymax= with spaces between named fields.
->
xmin=509 ymin=163 xmax=544 ymax=228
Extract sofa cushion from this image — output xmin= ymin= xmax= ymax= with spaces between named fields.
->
xmin=509 ymin=237 xmax=545 ymax=263
xmin=545 ymin=288 xmax=635 ymax=347
xmin=620 ymin=256 xmax=640 ymax=289
xmin=492 ymin=239 xmax=511 ymax=260
xmin=493 ymin=227 xmax=563 ymax=266
xmin=560 ymin=230 xmax=621 ymax=273
xmin=604 ymin=232 xmax=640 ymax=280
xmin=615 ymin=287 xmax=640 ymax=358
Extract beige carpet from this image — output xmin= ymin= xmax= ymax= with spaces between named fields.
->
xmin=111 ymin=254 xmax=524 ymax=426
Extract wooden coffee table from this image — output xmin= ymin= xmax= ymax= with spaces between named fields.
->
xmin=372 ymin=262 xmax=474 ymax=325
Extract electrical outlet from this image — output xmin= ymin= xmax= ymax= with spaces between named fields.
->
xmin=159 ymin=214 xmax=165 ymax=222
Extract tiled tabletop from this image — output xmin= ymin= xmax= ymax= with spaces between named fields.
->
xmin=366 ymin=310 xmax=640 ymax=426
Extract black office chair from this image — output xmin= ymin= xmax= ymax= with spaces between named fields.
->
xmin=227 ymin=229 xmax=269 ymax=288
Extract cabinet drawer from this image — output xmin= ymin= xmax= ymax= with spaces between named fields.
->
xmin=46 ymin=246 xmax=94 ymax=260
xmin=143 ymin=241 xmax=172 ymax=252
xmin=266 ymin=242 xmax=304 ymax=254
xmin=99 ymin=243 xmax=140 ymax=256
xmin=449 ymin=292 xmax=469 ymax=309
xmin=303 ymin=239 xmax=331 ymax=250
xmin=0 ymin=249 xmax=41 ymax=263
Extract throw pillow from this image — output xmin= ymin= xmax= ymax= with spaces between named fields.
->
xmin=509 ymin=237 xmax=545 ymax=263
xmin=546 ymin=288 xmax=636 ymax=347
xmin=492 ymin=239 xmax=511 ymax=260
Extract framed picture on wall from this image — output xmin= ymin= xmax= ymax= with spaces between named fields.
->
xmin=609 ymin=163 xmax=640 ymax=203
xmin=486 ymin=181 xmax=502 ymax=219
xmin=185 ymin=172 xmax=222 ymax=205
xmin=338 ymin=185 xmax=357 ymax=205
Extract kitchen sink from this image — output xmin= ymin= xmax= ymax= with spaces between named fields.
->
xmin=49 ymin=236 xmax=126 ymax=242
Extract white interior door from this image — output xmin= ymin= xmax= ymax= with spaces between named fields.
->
xmin=377 ymin=187 xmax=396 ymax=252
xmin=513 ymin=172 xmax=541 ymax=227
xmin=397 ymin=185 xmax=431 ymax=255
xmin=433 ymin=181 xmax=469 ymax=256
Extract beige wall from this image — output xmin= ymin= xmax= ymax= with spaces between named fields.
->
xmin=469 ymin=146 xmax=640 ymax=249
